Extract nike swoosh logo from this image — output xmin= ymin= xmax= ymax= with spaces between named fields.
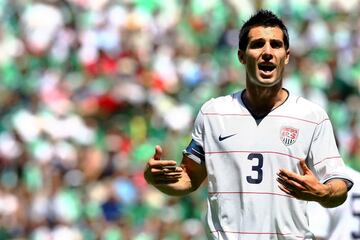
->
xmin=218 ymin=133 xmax=237 ymax=141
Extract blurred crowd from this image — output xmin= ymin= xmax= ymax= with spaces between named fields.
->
xmin=0 ymin=0 xmax=359 ymax=239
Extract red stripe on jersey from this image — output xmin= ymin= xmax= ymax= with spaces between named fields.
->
xmin=205 ymin=150 xmax=302 ymax=161
xmin=270 ymin=115 xmax=328 ymax=125
xmin=200 ymin=110 xmax=329 ymax=125
xmin=316 ymin=118 xmax=330 ymax=125
xmin=208 ymin=191 xmax=293 ymax=198
xmin=210 ymin=229 xmax=304 ymax=238
xmin=314 ymin=156 xmax=342 ymax=166
xmin=201 ymin=111 xmax=250 ymax=117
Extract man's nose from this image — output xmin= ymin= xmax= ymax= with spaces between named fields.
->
xmin=262 ymin=44 xmax=273 ymax=61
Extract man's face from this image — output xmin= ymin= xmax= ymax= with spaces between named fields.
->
xmin=238 ymin=26 xmax=290 ymax=88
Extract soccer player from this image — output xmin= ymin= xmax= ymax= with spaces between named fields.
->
xmin=144 ymin=9 xmax=353 ymax=239
xmin=307 ymin=166 xmax=360 ymax=240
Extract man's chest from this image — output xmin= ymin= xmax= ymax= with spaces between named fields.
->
xmin=203 ymin=114 xmax=317 ymax=155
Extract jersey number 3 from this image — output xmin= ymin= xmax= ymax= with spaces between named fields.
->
xmin=247 ymin=153 xmax=264 ymax=184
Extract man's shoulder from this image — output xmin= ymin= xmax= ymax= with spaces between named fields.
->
xmin=211 ymin=92 xmax=241 ymax=104
xmin=285 ymin=93 xmax=329 ymax=122
xmin=289 ymin=93 xmax=322 ymax=108
xmin=289 ymin=94 xmax=327 ymax=113
xmin=200 ymin=91 xmax=241 ymax=114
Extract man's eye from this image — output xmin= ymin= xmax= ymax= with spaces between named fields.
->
xmin=250 ymin=42 xmax=264 ymax=48
xmin=271 ymin=41 xmax=283 ymax=48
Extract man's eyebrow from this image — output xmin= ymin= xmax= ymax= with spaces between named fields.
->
xmin=248 ymin=38 xmax=265 ymax=44
xmin=249 ymin=38 xmax=284 ymax=44
xmin=249 ymin=37 xmax=265 ymax=42
xmin=270 ymin=39 xmax=283 ymax=43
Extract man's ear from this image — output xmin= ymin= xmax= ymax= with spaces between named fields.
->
xmin=238 ymin=50 xmax=246 ymax=64
xmin=285 ymin=49 xmax=290 ymax=64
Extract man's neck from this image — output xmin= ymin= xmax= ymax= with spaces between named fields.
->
xmin=242 ymin=84 xmax=288 ymax=118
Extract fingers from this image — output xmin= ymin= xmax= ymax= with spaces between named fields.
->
xmin=277 ymin=174 xmax=306 ymax=191
xmin=299 ymin=159 xmax=307 ymax=169
xmin=145 ymin=145 xmax=183 ymax=185
xmin=153 ymin=145 xmax=162 ymax=160
xmin=150 ymin=145 xmax=178 ymax=169
xmin=298 ymin=160 xmax=312 ymax=175
xmin=153 ymin=179 xmax=181 ymax=185
xmin=277 ymin=165 xmax=307 ymax=197
xmin=277 ymin=161 xmax=321 ymax=200
xmin=151 ymin=166 xmax=182 ymax=175
xmin=149 ymin=159 xmax=178 ymax=170
xmin=277 ymin=168 xmax=300 ymax=183
xmin=151 ymin=167 xmax=183 ymax=185
xmin=277 ymin=175 xmax=303 ymax=199
xmin=277 ymin=183 xmax=293 ymax=196
xmin=278 ymin=160 xmax=313 ymax=181
xmin=152 ymin=170 xmax=182 ymax=179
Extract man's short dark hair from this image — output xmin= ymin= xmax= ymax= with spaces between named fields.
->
xmin=238 ymin=9 xmax=289 ymax=51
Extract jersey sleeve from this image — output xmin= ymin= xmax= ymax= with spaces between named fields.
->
xmin=308 ymin=118 xmax=353 ymax=189
xmin=183 ymin=106 xmax=205 ymax=165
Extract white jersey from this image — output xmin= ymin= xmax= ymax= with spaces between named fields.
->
xmin=307 ymin=167 xmax=360 ymax=240
xmin=184 ymin=89 xmax=352 ymax=240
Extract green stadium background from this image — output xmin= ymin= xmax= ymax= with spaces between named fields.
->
xmin=0 ymin=0 xmax=359 ymax=239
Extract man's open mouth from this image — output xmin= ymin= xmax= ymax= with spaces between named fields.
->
xmin=258 ymin=64 xmax=276 ymax=73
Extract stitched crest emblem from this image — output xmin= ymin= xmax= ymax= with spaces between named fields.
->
xmin=280 ymin=127 xmax=298 ymax=146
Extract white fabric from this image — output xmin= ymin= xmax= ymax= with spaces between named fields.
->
xmin=185 ymin=89 xmax=352 ymax=240
xmin=308 ymin=167 xmax=360 ymax=240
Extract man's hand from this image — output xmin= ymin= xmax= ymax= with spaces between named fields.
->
xmin=277 ymin=160 xmax=329 ymax=201
xmin=144 ymin=145 xmax=183 ymax=186
xmin=276 ymin=160 xmax=348 ymax=207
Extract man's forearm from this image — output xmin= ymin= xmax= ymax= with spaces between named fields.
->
xmin=319 ymin=179 xmax=348 ymax=208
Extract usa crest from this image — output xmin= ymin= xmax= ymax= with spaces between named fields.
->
xmin=280 ymin=127 xmax=298 ymax=146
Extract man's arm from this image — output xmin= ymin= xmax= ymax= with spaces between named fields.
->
xmin=277 ymin=160 xmax=348 ymax=208
xmin=144 ymin=145 xmax=207 ymax=196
